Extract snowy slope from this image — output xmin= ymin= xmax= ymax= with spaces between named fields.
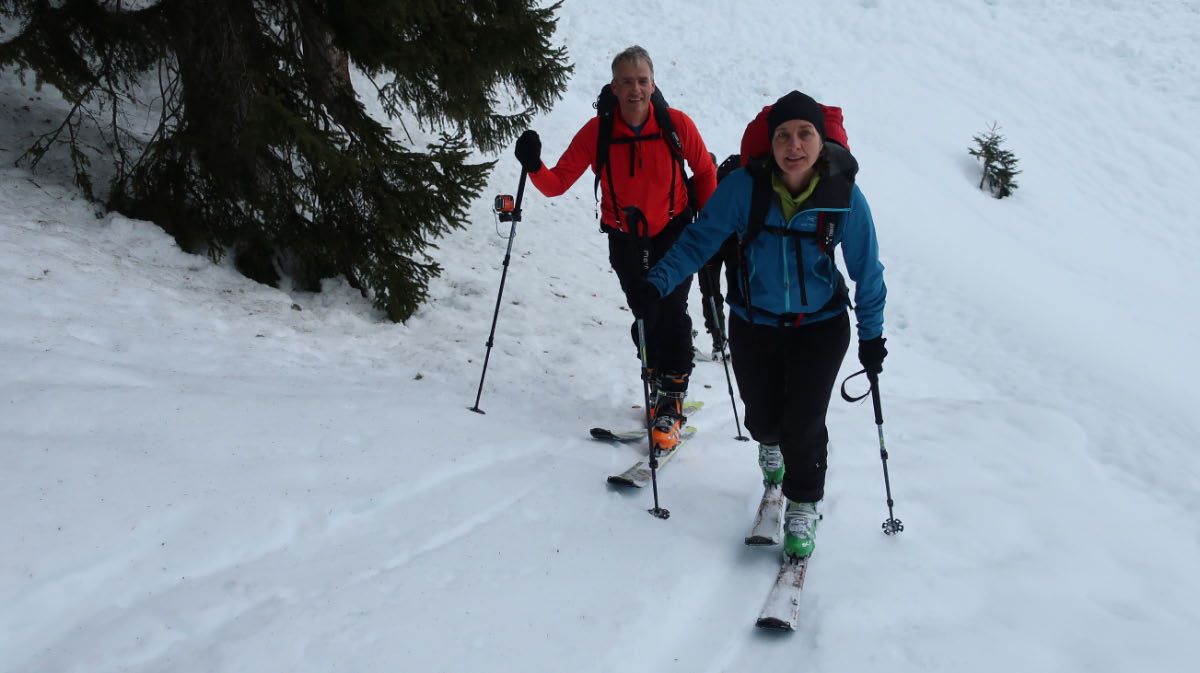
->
xmin=3 ymin=1 xmax=1199 ymax=672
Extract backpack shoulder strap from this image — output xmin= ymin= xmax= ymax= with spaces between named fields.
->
xmin=653 ymin=98 xmax=691 ymax=220
xmin=653 ymin=91 xmax=684 ymax=164
xmin=593 ymin=84 xmax=618 ymax=171
xmin=734 ymin=161 xmax=775 ymax=322
xmin=743 ymin=158 xmax=774 ymax=246
xmin=592 ymin=85 xmax=618 ymax=216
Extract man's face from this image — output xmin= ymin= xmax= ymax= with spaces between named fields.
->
xmin=611 ymin=59 xmax=655 ymax=126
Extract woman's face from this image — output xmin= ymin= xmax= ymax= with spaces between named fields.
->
xmin=771 ymin=119 xmax=823 ymax=185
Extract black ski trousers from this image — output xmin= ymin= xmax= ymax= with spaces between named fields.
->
xmin=608 ymin=225 xmax=695 ymax=377
xmin=729 ymin=311 xmax=850 ymax=503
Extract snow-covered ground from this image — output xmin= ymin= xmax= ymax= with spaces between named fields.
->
xmin=3 ymin=1 xmax=1199 ymax=671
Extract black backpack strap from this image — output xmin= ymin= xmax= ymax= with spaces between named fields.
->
xmin=651 ymin=92 xmax=688 ymax=220
xmin=593 ymin=85 xmax=618 ymax=227
xmin=743 ymin=158 xmax=773 ymax=245
xmin=603 ymin=151 xmax=623 ymax=229
xmin=736 ymin=164 xmax=774 ymax=323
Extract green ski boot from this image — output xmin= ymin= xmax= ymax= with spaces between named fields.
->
xmin=758 ymin=443 xmax=785 ymax=486
xmin=783 ymin=500 xmax=820 ymax=560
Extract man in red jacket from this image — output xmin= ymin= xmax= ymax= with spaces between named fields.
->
xmin=514 ymin=45 xmax=717 ymax=454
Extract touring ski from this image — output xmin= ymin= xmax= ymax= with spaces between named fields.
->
xmin=590 ymin=400 xmax=704 ymax=442
xmin=755 ymin=556 xmax=810 ymax=631
xmin=745 ymin=484 xmax=786 ymax=545
xmin=605 ymin=426 xmax=697 ymax=488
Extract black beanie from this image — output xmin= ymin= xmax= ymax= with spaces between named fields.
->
xmin=767 ymin=90 xmax=826 ymax=142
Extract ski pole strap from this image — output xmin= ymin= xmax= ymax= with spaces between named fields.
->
xmin=840 ymin=368 xmax=872 ymax=403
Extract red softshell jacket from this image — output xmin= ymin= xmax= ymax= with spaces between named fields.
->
xmin=739 ymin=104 xmax=850 ymax=166
xmin=529 ymin=104 xmax=717 ymax=237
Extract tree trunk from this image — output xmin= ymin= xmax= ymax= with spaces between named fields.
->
xmin=297 ymin=0 xmax=359 ymax=127
xmin=163 ymin=0 xmax=258 ymax=162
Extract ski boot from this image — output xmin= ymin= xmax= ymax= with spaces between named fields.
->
xmin=783 ymin=500 xmax=821 ymax=560
xmin=758 ymin=443 xmax=785 ymax=486
xmin=650 ymin=371 xmax=689 ymax=456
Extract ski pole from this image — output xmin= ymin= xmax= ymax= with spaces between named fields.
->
xmin=623 ymin=205 xmax=668 ymax=520
xmin=638 ymin=317 xmax=669 ymax=520
xmin=841 ymin=369 xmax=903 ymax=534
xmin=705 ymin=267 xmax=748 ymax=441
xmin=469 ymin=168 xmax=528 ymax=415
xmin=868 ymin=373 xmax=903 ymax=535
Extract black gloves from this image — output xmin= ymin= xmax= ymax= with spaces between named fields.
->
xmin=514 ymin=129 xmax=542 ymax=174
xmin=628 ymin=279 xmax=661 ymax=321
xmin=858 ymin=336 xmax=888 ymax=375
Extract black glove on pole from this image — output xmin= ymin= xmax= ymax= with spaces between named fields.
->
xmin=514 ymin=130 xmax=543 ymax=174
xmin=629 ymin=280 xmax=661 ymax=322
xmin=859 ymin=336 xmax=888 ymax=375
xmin=469 ymin=168 xmax=528 ymax=414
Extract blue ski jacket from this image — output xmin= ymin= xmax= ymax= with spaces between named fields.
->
xmin=646 ymin=147 xmax=886 ymax=339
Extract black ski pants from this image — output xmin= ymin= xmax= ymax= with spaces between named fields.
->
xmin=729 ymin=311 xmax=850 ymax=503
xmin=608 ymin=225 xmax=695 ymax=377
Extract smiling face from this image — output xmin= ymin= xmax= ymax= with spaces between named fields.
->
xmin=771 ymin=119 xmax=823 ymax=192
xmin=611 ymin=58 xmax=655 ymax=128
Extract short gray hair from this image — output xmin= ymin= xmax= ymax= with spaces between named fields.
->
xmin=611 ymin=45 xmax=654 ymax=79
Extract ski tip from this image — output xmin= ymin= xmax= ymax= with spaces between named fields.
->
xmin=744 ymin=536 xmax=780 ymax=546
xmin=755 ymin=617 xmax=796 ymax=631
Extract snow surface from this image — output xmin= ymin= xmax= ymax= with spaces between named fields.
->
xmin=3 ymin=1 xmax=1200 ymax=671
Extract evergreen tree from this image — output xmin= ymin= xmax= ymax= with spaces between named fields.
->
xmin=969 ymin=122 xmax=1021 ymax=199
xmin=990 ymin=147 xmax=1021 ymax=199
xmin=0 ymin=0 xmax=572 ymax=321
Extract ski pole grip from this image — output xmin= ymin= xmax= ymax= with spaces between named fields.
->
xmin=512 ymin=168 xmax=528 ymax=222
xmin=868 ymin=372 xmax=884 ymax=425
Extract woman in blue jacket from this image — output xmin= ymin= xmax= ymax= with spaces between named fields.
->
xmin=629 ymin=91 xmax=888 ymax=560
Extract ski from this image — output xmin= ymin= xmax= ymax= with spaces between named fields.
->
xmin=590 ymin=427 xmax=646 ymax=442
xmin=605 ymin=426 xmax=697 ymax=488
xmin=755 ymin=556 xmax=810 ymax=631
xmin=745 ymin=483 xmax=785 ymax=545
xmin=590 ymin=400 xmax=704 ymax=442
